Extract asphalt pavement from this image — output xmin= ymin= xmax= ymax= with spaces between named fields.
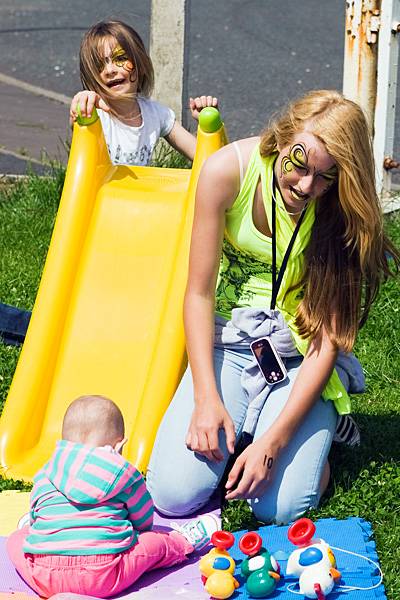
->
xmin=0 ymin=0 xmax=398 ymax=177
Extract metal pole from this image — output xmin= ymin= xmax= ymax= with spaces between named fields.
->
xmin=373 ymin=0 xmax=400 ymax=201
xmin=150 ymin=0 xmax=191 ymax=126
xmin=344 ymin=0 xmax=400 ymax=207
xmin=343 ymin=0 xmax=381 ymax=133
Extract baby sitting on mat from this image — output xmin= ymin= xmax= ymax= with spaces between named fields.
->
xmin=7 ymin=394 xmax=220 ymax=598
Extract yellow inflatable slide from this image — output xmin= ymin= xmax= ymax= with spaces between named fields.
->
xmin=0 ymin=108 xmax=227 ymax=482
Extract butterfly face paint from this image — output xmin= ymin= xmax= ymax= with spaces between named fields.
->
xmin=98 ymin=38 xmax=138 ymax=95
xmin=281 ymin=142 xmax=309 ymax=176
xmin=281 ymin=142 xmax=337 ymax=198
xmin=275 ymin=132 xmax=338 ymax=214
xmin=110 ymin=46 xmax=134 ymax=71
xmin=99 ymin=44 xmax=134 ymax=72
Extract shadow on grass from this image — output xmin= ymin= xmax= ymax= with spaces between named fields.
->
xmin=331 ymin=411 xmax=399 ymax=468
xmin=319 ymin=411 xmax=400 ymax=512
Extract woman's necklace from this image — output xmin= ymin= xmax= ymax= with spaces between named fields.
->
xmin=280 ymin=203 xmax=307 ymax=216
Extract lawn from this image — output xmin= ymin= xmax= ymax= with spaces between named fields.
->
xmin=0 ymin=172 xmax=399 ymax=599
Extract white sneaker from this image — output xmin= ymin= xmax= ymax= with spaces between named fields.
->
xmin=170 ymin=513 xmax=221 ymax=551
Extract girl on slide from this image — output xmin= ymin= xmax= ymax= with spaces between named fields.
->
xmin=70 ymin=19 xmax=218 ymax=165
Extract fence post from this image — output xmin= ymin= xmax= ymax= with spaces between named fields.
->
xmin=343 ymin=0 xmax=400 ymax=207
xmin=150 ymin=0 xmax=191 ymax=127
xmin=373 ymin=0 xmax=400 ymax=203
xmin=343 ymin=0 xmax=380 ymax=131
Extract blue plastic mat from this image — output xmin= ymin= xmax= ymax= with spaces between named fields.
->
xmin=229 ymin=517 xmax=385 ymax=599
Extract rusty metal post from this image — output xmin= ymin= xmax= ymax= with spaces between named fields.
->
xmin=344 ymin=0 xmax=400 ymax=208
xmin=373 ymin=0 xmax=400 ymax=203
xmin=343 ymin=0 xmax=381 ymax=133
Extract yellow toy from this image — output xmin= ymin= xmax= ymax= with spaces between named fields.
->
xmin=0 ymin=108 xmax=227 ymax=482
xmin=199 ymin=531 xmax=239 ymax=599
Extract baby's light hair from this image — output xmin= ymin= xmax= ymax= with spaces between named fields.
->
xmin=62 ymin=395 xmax=125 ymax=447
xmin=79 ymin=19 xmax=154 ymax=105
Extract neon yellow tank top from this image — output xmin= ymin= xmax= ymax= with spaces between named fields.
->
xmin=215 ymin=144 xmax=350 ymax=414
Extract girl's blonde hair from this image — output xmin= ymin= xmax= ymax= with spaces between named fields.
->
xmin=260 ymin=89 xmax=399 ymax=351
xmin=79 ymin=20 xmax=154 ymax=105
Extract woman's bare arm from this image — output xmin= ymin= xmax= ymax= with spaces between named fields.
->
xmin=184 ymin=141 xmax=257 ymax=460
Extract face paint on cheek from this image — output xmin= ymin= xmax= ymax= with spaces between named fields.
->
xmin=280 ymin=142 xmax=309 ymax=177
xmin=281 ymin=156 xmax=295 ymax=176
xmin=111 ymin=46 xmax=133 ymax=70
xmin=290 ymin=143 xmax=308 ymax=168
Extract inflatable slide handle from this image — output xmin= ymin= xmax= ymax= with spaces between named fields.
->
xmin=76 ymin=104 xmax=99 ymax=126
xmin=198 ymin=107 xmax=223 ymax=133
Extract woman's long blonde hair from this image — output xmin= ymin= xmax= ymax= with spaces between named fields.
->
xmin=260 ymin=90 xmax=399 ymax=351
xmin=79 ymin=20 xmax=154 ymax=105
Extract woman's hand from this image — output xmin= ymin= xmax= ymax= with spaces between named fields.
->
xmin=225 ymin=435 xmax=280 ymax=500
xmin=189 ymin=95 xmax=218 ymax=121
xmin=185 ymin=395 xmax=235 ymax=462
xmin=70 ymin=91 xmax=110 ymax=122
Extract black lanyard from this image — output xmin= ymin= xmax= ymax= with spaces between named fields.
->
xmin=270 ymin=175 xmax=307 ymax=310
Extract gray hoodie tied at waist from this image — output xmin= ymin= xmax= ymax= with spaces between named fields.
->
xmin=214 ymin=307 xmax=365 ymax=436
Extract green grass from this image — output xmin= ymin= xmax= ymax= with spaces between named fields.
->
xmin=0 ymin=168 xmax=64 ymax=415
xmin=0 ymin=171 xmax=399 ymax=598
xmin=151 ymin=138 xmax=192 ymax=169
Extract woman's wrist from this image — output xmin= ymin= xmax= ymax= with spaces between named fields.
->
xmin=192 ymin=381 xmax=220 ymax=404
xmin=193 ymin=392 xmax=221 ymax=407
xmin=259 ymin=421 xmax=293 ymax=451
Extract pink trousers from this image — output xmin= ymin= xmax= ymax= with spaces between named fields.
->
xmin=7 ymin=527 xmax=192 ymax=598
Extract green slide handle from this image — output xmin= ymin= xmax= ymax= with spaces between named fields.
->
xmin=76 ymin=104 xmax=99 ymax=126
xmin=198 ymin=107 xmax=223 ymax=133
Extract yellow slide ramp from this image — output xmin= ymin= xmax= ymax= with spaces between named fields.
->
xmin=0 ymin=108 xmax=227 ymax=482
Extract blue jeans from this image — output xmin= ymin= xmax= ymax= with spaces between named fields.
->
xmin=147 ymin=346 xmax=340 ymax=525
xmin=0 ymin=302 xmax=31 ymax=345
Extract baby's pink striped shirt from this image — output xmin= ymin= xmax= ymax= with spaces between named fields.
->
xmin=24 ymin=440 xmax=154 ymax=555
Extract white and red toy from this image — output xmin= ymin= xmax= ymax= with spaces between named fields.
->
xmin=286 ymin=518 xmax=341 ymax=599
